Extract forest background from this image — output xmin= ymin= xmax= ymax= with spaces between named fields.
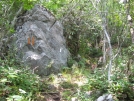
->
xmin=0 ymin=0 xmax=134 ymax=101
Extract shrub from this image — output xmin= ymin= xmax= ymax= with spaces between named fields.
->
xmin=0 ymin=49 xmax=40 ymax=100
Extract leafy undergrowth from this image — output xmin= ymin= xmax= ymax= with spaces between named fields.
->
xmin=37 ymin=61 xmax=134 ymax=101
xmin=0 ymin=57 xmax=89 ymax=101
xmin=1 ymin=59 xmax=134 ymax=101
xmin=35 ymin=64 xmax=90 ymax=101
xmin=0 ymin=58 xmax=40 ymax=101
xmin=0 ymin=51 xmax=134 ymax=101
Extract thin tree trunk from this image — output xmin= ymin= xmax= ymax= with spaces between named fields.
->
xmin=7 ymin=5 xmax=23 ymax=34
xmin=90 ymin=0 xmax=113 ymax=81
xmin=102 ymin=24 xmax=113 ymax=81
xmin=126 ymin=1 xmax=134 ymax=43
xmin=103 ymin=34 xmax=106 ymax=64
xmin=130 ymin=28 xmax=134 ymax=43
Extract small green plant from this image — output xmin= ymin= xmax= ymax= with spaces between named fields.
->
xmin=0 ymin=64 xmax=40 ymax=100
xmin=0 ymin=48 xmax=41 ymax=100
xmin=88 ymin=71 xmax=108 ymax=92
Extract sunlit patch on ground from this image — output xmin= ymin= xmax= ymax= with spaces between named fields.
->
xmin=36 ymin=67 xmax=90 ymax=101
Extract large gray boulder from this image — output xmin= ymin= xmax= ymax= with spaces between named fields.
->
xmin=12 ymin=5 xmax=70 ymax=76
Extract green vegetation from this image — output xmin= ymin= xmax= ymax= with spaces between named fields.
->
xmin=0 ymin=0 xmax=134 ymax=101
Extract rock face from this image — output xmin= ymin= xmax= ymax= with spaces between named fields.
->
xmin=96 ymin=94 xmax=113 ymax=101
xmin=12 ymin=5 xmax=70 ymax=76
